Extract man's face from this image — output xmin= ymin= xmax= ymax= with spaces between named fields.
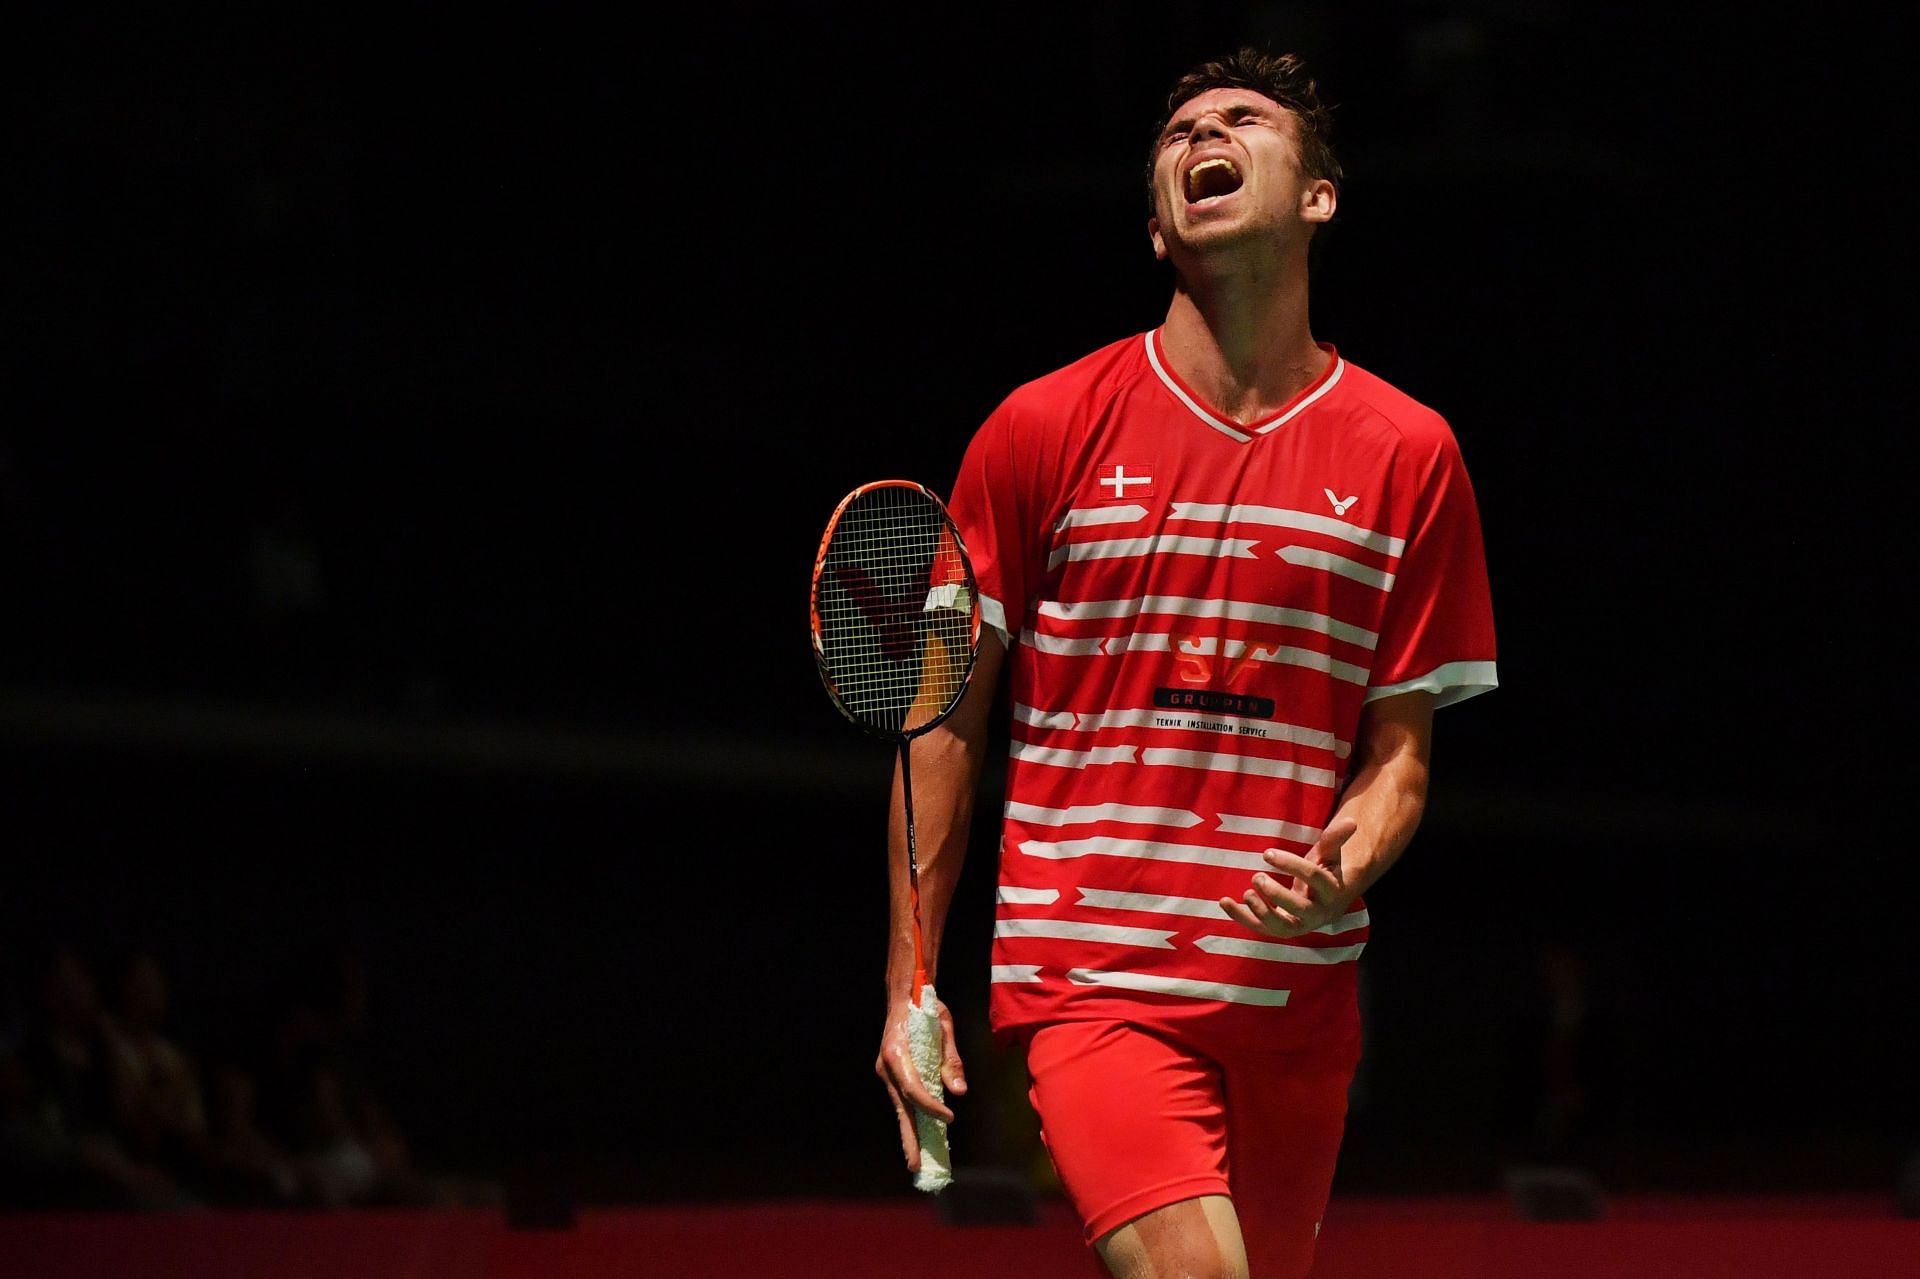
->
xmin=1147 ymin=88 xmax=1334 ymax=263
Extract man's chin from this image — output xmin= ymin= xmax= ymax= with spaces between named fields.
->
xmin=1166 ymin=218 xmax=1280 ymax=260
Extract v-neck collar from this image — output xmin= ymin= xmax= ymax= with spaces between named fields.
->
xmin=1143 ymin=328 xmax=1345 ymax=444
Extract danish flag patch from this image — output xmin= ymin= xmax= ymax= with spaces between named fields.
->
xmin=1094 ymin=463 xmax=1154 ymax=502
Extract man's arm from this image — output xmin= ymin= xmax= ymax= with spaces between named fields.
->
xmin=873 ymin=630 xmax=1005 ymax=1173
xmin=1220 ymin=689 xmax=1433 ymax=935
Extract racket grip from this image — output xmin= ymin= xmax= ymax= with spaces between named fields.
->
xmin=906 ymin=983 xmax=953 ymax=1192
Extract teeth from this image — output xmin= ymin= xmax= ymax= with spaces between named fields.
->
xmin=1186 ymin=158 xmax=1240 ymax=200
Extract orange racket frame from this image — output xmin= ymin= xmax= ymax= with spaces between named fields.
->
xmin=808 ymin=478 xmax=982 ymax=999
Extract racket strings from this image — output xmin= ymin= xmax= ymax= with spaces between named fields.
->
xmin=815 ymin=486 xmax=976 ymax=736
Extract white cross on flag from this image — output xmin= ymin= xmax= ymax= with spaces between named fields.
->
xmin=1096 ymin=463 xmax=1154 ymax=501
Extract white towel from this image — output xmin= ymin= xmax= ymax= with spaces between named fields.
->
xmin=906 ymin=983 xmax=952 ymax=1192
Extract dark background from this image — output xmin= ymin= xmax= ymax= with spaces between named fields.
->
xmin=3 ymin=2 xmax=1909 ymax=1205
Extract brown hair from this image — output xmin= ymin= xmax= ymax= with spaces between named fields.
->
xmin=1147 ymin=48 xmax=1343 ymax=199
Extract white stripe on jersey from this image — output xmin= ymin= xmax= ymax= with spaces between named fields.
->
xmin=1008 ymin=742 xmax=1138 ymax=769
xmin=1075 ymin=888 xmax=1371 ymax=936
xmin=1216 ymin=814 xmax=1324 ymax=844
xmin=1019 ymin=837 xmax=1270 ymax=871
xmin=1138 ymin=748 xmax=1339 ymax=789
xmin=1068 ymin=966 xmax=1291 ymax=1007
xmin=1048 ymin=535 xmax=1259 ymax=569
xmin=1365 ymin=660 xmax=1500 ymax=706
xmin=1058 ymin=505 xmax=1149 ymax=528
xmin=1004 ymin=801 xmax=1203 ymax=829
xmin=978 ymin=590 xmax=1011 ymax=647
xmin=995 ymin=918 xmax=1176 ymax=949
xmin=1038 ymin=595 xmax=1378 ymax=650
xmin=1021 ymin=631 xmax=1108 ymax=656
xmin=1194 ymin=935 xmax=1367 ymax=964
xmin=1278 ymin=545 xmax=1397 ymax=590
xmin=1019 ymin=632 xmax=1369 ymax=685
xmin=1011 ymin=703 xmax=1078 ymax=729
xmin=990 ymin=965 xmax=1044 ymax=983
xmin=1076 ymin=888 xmax=1230 ymax=918
xmin=1012 ymin=703 xmax=1349 ymax=757
xmin=1318 ymin=909 xmax=1371 ymax=935
xmin=995 ymin=885 xmax=1060 ymax=905
xmin=1170 ymin=502 xmax=1406 ymax=557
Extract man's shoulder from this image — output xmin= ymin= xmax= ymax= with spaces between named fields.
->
xmin=1335 ymin=357 xmax=1458 ymax=456
xmin=995 ymin=332 xmax=1148 ymax=421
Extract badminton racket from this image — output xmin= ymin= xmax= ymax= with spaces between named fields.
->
xmin=810 ymin=479 xmax=981 ymax=1192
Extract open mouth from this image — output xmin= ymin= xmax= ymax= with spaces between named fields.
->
xmin=1185 ymin=157 xmax=1243 ymax=204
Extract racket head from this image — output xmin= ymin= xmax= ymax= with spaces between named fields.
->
xmin=810 ymin=480 xmax=982 ymax=741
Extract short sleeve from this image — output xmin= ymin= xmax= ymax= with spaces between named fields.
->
xmin=947 ymin=400 xmax=1044 ymax=650
xmin=1366 ymin=428 xmax=1498 ymax=708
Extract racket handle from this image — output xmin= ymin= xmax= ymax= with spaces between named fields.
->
xmin=906 ymin=982 xmax=953 ymax=1192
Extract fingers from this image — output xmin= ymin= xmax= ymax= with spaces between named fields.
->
xmin=1262 ymin=848 xmax=1343 ymax=897
xmin=1314 ymin=817 xmax=1358 ymax=860
xmin=876 ymin=998 xmax=961 ymax=1176
xmin=879 ymin=1000 xmax=967 ymax=1175
xmin=1218 ymin=825 xmax=1358 ymax=939
xmin=1245 ymin=879 xmax=1303 ymax=929
xmin=877 ymin=1022 xmax=955 ymax=1124
xmin=1218 ymin=896 xmax=1266 ymax=933
xmin=874 ymin=1064 xmax=921 ymax=1173
xmin=892 ymin=1040 xmax=956 ymax=1123
xmin=936 ymin=1002 xmax=968 ymax=1096
xmin=1250 ymin=867 xmax=1313 ymax=916
xmin=1218 ymin=884 xmax=1302 ymax=936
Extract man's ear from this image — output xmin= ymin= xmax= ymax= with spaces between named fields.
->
xmin=1148 ymin=215 xmax=1167 ymax=260
xmin=1300 ymin=178 xmax=1337 ymax=225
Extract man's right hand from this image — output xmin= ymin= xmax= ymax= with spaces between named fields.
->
xmin=873 ymin=992 xmax=967 ymax=1173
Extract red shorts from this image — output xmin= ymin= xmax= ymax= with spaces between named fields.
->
xmin=1023 ymin=1019 xmax=1357 ymax=1279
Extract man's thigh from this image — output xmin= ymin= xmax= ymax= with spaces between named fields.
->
xmin=1222 ymin=1045 xmax=1355 ymax=1278
xmin=1094 ymin=1193 xmax=1247 ymax=1279
xmin=1023 ymin=1020 xmax=1233 ymax=1250
xmin=1023 ymin=1019 xmax=1354 ymax=1279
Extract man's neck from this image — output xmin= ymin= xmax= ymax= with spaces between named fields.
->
xmin=1159 ymin=256 xmax=1326 ymax=424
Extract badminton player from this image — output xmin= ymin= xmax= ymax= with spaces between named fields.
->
xmin=875 ymin=48 xmax=1497 ymax=1279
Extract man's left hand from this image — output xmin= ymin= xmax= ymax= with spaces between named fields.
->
xmin=1218 ymin=817 xmax=1358 ymax=938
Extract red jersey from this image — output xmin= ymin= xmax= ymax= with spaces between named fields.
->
xmin=949 ymin=329 xmax=1497 ymax=1054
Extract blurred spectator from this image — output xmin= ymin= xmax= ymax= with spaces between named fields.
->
xmin=5 ymin=948 xmax=193 ymax=1209
xmin=254 ymin=945 xmax=480 ymax=1207
xmin=2 ymin=943 xmax=495 ymax=1210
xmin=101 ymin=953 xmax=207 ymax=1172
xmin=1 ymin=1045 xmax=74 ymax=1207
xmin=200 ymin=1062 xmax=300 ymax=1205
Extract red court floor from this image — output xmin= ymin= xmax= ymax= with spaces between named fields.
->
xmin=2 ymin=1195 xmax=1914 ymax=1278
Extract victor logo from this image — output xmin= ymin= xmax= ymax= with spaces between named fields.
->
xmin=1323 ymin=487 xmax=1358 ymax=516
xmin=832 ymin=564 xmax=921 ymax=662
